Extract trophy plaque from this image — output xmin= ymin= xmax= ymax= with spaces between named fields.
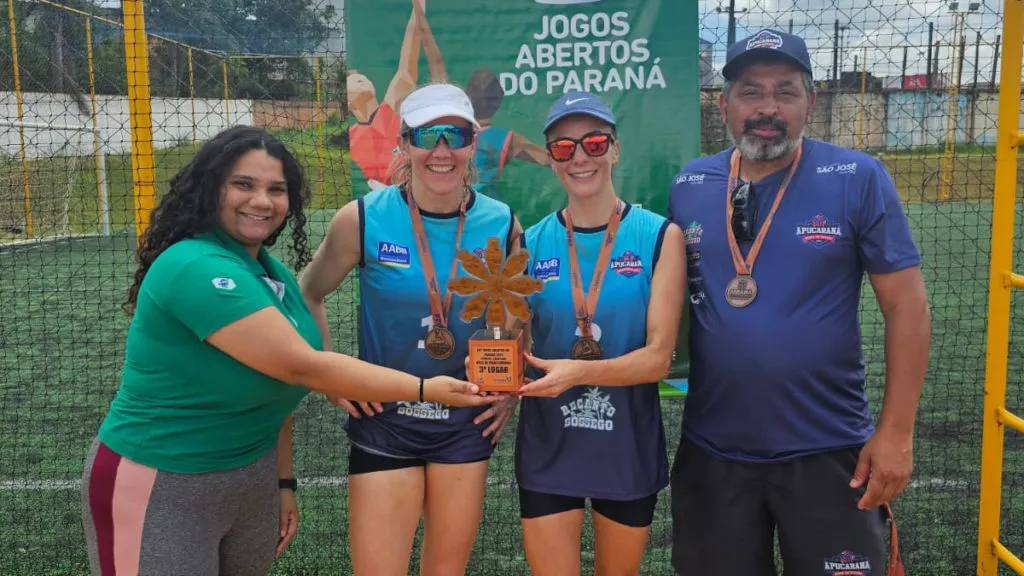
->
xmin=447 ymin=237 xmax=543 ymax=392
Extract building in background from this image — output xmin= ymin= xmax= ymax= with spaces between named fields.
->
xmin=699 ymin=37 xmax=718 ymax=88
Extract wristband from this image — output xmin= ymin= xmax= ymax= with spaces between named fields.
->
xmin=419 ymin=377 xmax=425 ymax=402
xmin=279 ymin=478 xmax=297 ymax=492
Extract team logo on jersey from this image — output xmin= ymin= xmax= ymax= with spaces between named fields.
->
xmin=816 ymin=161 xmax=858 ymax=175
xmin=396 ymin=401 xmax=450 ymax=420
xmin=795 ymin=214 xmax=843 ymax=247
xmin=533 ymin=257 xmax=561 ymax=281
xmin=560 ymin=387 xmax=616 ymax=432
xmin=211 ymin=277 xmax=236 ymax=290
xmin=673 ymin=172 xmax=705 ymax=185
xmin=610 ymin=250 xmax=643 ymax=277
xmin=377 ymin=241 xmax=411 ymax=267
xmin=823 ymin=550 xmax=871 ymax=575
xmin=684 ymin=221 xmax=704 ymax=246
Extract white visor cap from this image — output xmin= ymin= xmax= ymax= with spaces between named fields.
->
xmin=400 ymin=84 xmax=481 ymax=130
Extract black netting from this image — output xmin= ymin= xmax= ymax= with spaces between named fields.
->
xmin=1 ymin=1 xmax=1022 ymax=575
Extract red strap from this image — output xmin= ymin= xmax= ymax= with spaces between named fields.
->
xmin=885 ymin=504 xmax=905 ymax=576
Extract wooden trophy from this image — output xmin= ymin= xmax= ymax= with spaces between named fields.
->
xmin=447 ymin=237 xmax=543 ymax=392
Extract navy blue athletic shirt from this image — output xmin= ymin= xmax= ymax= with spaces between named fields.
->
xmin=347 ymin=185 xmax=515 ymax=462
xmin=668 ymin=138 xmax=921 ymax=462
xmin=516 ymin=204 xmax=671 ymax=500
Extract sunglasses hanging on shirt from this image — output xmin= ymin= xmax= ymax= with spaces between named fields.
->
xmin=730 ymin=181 xmax=758 ymax=242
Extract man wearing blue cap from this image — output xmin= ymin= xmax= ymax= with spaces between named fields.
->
xmin=667 ymin=29 xmax=930 ymax=575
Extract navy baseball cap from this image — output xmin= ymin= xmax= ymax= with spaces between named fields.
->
xmin=722 ymin=29 xmax=813 ymax=81
xmin=543 ymin=91 xmax=616 ymax=133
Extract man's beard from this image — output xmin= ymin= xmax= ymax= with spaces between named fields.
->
xmin=727 ymin=116 xmax=802 ymax=161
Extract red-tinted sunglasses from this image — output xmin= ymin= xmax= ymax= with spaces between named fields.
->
xmin=546 ymin=131 xmax=615 ymax=162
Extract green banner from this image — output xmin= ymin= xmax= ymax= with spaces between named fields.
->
xmin=345 ymin=0 xmax=699 ymax=378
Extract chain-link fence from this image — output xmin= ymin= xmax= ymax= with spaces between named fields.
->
xmin=1 ymin=0 xmax=1022 ymax=574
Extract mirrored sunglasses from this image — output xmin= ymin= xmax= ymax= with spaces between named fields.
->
xmin=405 ymin=124 xmax=475 ymax=150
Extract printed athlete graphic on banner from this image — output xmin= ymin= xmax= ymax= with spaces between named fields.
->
xmin=346 ymin=1 xmax=446 ymax=191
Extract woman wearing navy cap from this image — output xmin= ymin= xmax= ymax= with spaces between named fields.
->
xmin=513 ymin=91 xmax=686 ymax=575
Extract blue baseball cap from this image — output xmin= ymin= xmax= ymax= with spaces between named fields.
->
xmin=543 ymin=91 xmax=616 ymax=133
xmin=722 ymin=29 xmax=813 ymax=81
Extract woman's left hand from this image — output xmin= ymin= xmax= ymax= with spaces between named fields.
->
xmin=276 ymin=488 xmax=299 ymax=558
xmin=517 ymin=353 xmax=585 ymax=398
xmin=474 ymin=394 xmax=519 ymax=445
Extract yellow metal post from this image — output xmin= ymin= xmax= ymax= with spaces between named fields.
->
xmin=223 ymin=59 xmax=230 ymax=125
xmin=85 ymin=17 xmax=109 ymax=235
xmin=976 ymin=0 xmax=1024 ymax=573
xmin=315 ymin=56 xmax=326 ymax=199
xmin=188 ymin=47 xmax=197 ymax=151
xmin=7 ymin=0 xmax=32 ymax=237
xmin=858 ymin=45 xmax=866 ymax=151
xmin=122 ymin=0 xmax=157 ymax=240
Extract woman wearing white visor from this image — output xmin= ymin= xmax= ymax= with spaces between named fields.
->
xmin=301 ymin=83 xmax=521 ymax=575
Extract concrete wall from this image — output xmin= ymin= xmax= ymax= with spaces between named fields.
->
xmin=700 ymin=88 xmax=1014 ymax=153
xmin=251 ymin=100 xmax=344 ymax=130
xmin=0 ymin=92 xmax=253 ymax=159
xmin=3 ymin=88 xmax=1019 ymax=161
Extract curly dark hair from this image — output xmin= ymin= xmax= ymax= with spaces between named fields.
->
xmin=123 ymin=125 xmax=312 ymax=315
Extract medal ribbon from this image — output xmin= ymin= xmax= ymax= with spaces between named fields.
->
xmin=563 ymin=199 xmax=624 ymax=339
xmin=407 ymin=186 xmax=468 ymax=329
xmin=725 ymin=141 xmax=803 ymax=278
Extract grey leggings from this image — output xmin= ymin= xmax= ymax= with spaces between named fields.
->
xmin=81 ymin=438 xmax=279 ymax=576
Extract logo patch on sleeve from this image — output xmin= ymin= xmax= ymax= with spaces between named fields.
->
xmin=684 ymin=221 xmax=704 ymax=246
xmin=795 ymin=214 xmax=843 ymax=247
xmin=212 ymin=277 xmax=236 ymax=290
xmin=610 ymin=250 xmax=643 ymax=277
xmin=823 ymin=550 xmax=871 ymax=575
xmin=533 ymin=257 xmax=560 ymax=281
xmin=377 ymin=241 xmax=411 ymax=267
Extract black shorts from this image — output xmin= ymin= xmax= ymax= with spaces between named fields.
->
xmin=518 ymin=487 xmax=658 ymax=528
xmin=670 ymin=436 xmax=893 ymax=576
xmin=348 ymin=444 xmax=489 ymax=475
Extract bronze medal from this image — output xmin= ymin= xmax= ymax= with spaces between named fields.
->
xmin=423 ymin=326 xmax=455 ymax=360
xmin=563 ymin=200 xmax=624 ymax=365
xmin=724 ymin=275 xmax=758 ymax=308
xmin=723 ymin=143 xmax=803 ymax=311
xmin=406 ymin=185 xmax=469 ymax=362
xmin=571 ymin=336 xmax=603 ymax=360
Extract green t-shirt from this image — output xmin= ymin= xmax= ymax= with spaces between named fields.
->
xmin=98 ymin=229 xmax=323 ymax=474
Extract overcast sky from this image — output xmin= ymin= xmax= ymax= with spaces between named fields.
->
xmin=88 ymin=0 xmax=1005 ymax=83
xmin=699 ymin=0 xmax=1006 ymax=82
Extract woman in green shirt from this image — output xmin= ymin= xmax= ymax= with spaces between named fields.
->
xmin=81 ymin=126 xmax=497 ymax=576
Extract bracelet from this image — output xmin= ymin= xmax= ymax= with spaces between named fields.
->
xmin=419 ymin=377 xmax=425 ymax=402
xmin=278 ymin=478 xmax=297 ymax=492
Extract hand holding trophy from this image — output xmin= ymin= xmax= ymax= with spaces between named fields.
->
xmin=447 ymin=238 xmax=543 ymax=392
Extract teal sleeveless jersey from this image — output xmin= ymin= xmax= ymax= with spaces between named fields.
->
xmin=349 ymin=185 xmax=516 ymax=461
xmin=516 ymin=204 xmax=671 ymax=499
